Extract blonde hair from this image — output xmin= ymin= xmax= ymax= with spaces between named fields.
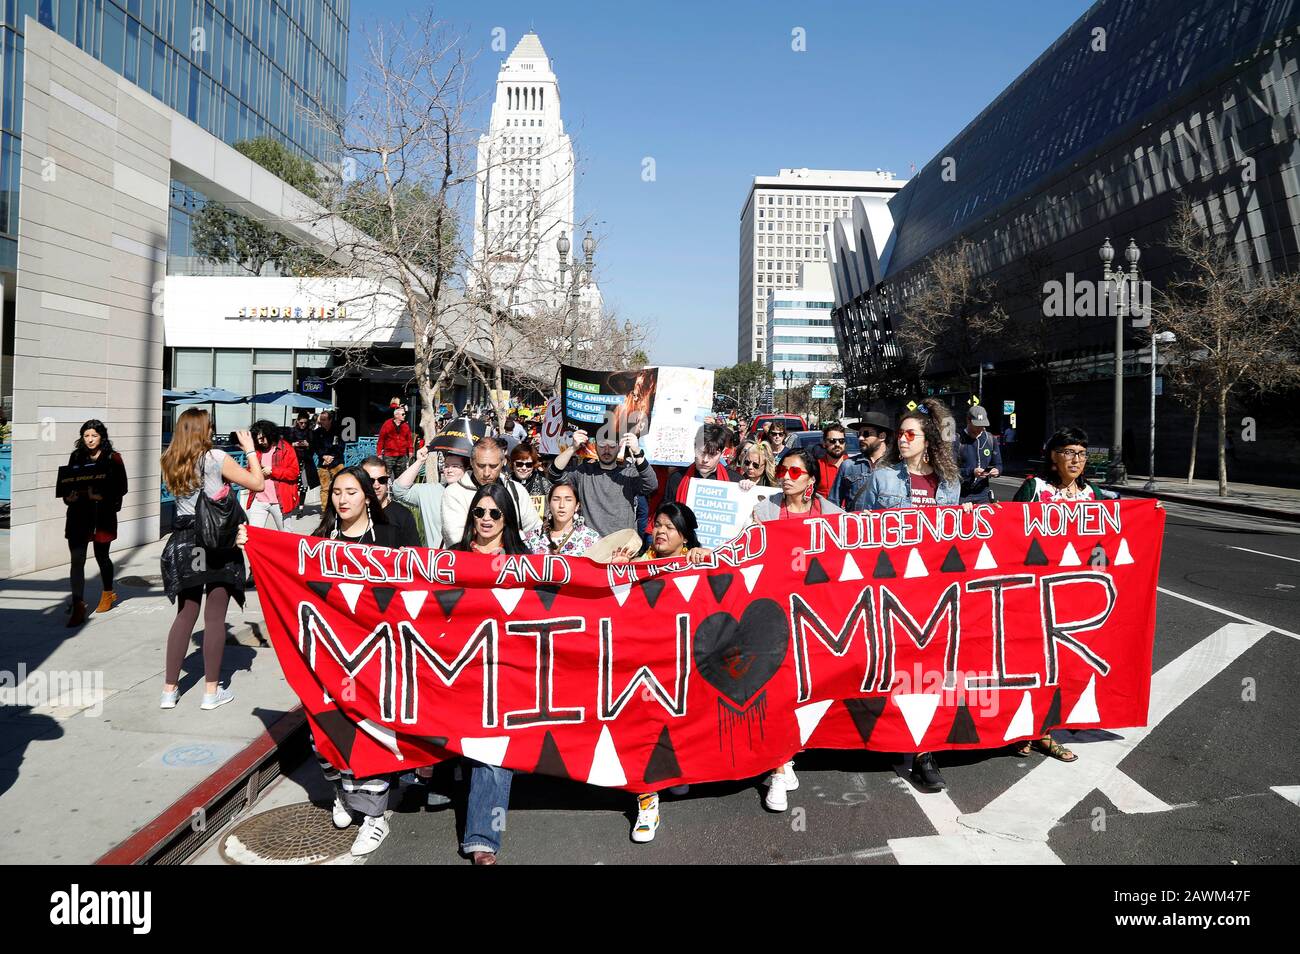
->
xmin=740 ymin=440 xmax=778 ymax=486
xmin=161 ymin=408 xmax=214 ymax=498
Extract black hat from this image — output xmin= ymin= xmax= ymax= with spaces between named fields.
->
xmin=429 ymin=417 xmax=487 ymax=457
xmin=850 ymin=412 xmax=894 ymax=434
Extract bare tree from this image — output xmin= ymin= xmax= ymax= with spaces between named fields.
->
xmin=894 ymin=239 xmax=1008 ymax=391
xmin=1152 ymin=200 xmax=1300 ymax=495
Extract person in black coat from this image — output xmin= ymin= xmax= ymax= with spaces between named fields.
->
xmin=62 ymin=420 xmax=128 ymax=627
xmin=311 ymin=410 xmax=347 ymax=512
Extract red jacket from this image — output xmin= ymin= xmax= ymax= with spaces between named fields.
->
xmin=377 ymin=419 xmax=414 ymax=458
xmin=243 ymin=439 xmax=300 ymax=513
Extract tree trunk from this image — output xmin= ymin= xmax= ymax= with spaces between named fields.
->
xmin=1216 ymin=386 xmax=1228 ymax=497
xmin=1186 ymin=396 xmax=1200 ymax=485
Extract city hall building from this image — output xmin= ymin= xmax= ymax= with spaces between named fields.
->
xmin=827 ymin=0 xmax=1300 ymax=485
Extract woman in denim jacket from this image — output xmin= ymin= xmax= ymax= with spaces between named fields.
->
xmin=863 ymin=398 xmax=963 ymax=792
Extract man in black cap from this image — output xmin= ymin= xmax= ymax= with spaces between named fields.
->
xmin=955 ymin=404 xmax=1002 ymax=503
xmin=831 ymin=412 xmax=895 ymax=511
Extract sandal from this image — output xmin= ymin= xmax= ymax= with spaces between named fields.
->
xmin=1011 ymin=740 xmax=1033 ymax=757
xmin=1032 ymin=735 xmax=1078 ymax=762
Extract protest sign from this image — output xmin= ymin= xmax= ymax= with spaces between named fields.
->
xmin=686 ymin=480 xmax=781 ymax=547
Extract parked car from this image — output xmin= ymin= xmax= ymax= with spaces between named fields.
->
xmin=778 ymin=429 xmax=862 ymax=460
xmin=750 ymin=413 xmax=808 ymax=436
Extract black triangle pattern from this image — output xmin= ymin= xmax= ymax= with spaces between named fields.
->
xmin=433 ymin=588 xmax=464 ymax=618
xmin=804 ymin=557 xmax=830 ymax=585
xmin=873 ymin=551 xmax=896 ymax=579
xmin=1025 ymin=538 xmax=1049 ymax=566
xmin=708 ymin=573 xmax=734 ymax=602
xmin=372 ymin=586 xmax=396 ymax=614
xmin=307 ymin=580 xmax=333 ymax=601
xmin=535 ymin=583 xmax=562 ymax=611
xmin=643 ymin=726 xmax=683 ymax=785
xmin=1039 ymin=687 xmax=1063 ymax=735
xmin=946 ymin=702 xmax=981 ymax=745
xmin=844 ymin=698 xmax=887 ymax=746
xmin=533 ymin=730 xmax=571 ymax=780
xmin=640 ymin=577 xmax=666 ymax=609
xmin=313 ymin=708 xmax=356 ymax=762
xmin=940 ymin=545 xmax=966 ymax=573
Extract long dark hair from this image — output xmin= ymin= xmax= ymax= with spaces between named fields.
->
xmin=312 ymin=466 xmax=390 ymax=538
xmin=73 ymin=419 xmax=115 ymax=463
xmin=455 ymin=482 xmax=529 ymax=555
xmin=779 ymin=448 xmax=820 ymax=498
xmin=249 ymin=419 xmax=282 ymax=449
xmin=653 ymin=501 xmax=702 ymax=551
xmin=1039 ymin=427 xmax=1090 ymax=485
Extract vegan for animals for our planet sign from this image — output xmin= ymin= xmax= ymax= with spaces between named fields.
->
xmin=245 ymin=500 xmax=1164 ymax=791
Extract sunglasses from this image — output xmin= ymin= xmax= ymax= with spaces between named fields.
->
xmin=774 ymin=465 xmax=808 ymax=480
xmin=825 ymin=437 xmax=846 ymax=444
xmin=513 ymin=461 xmax=536 ymax=469
xmin=898 ymin=428 xmax=923 ymax=442
xmin=372 ymin=475 xmax=390 ymax=485
xmin=471 ymin=506 xmax=504 ymax=520
xmin=743 ymin=459 xmax=763 ymax=469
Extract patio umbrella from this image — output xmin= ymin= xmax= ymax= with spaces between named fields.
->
xmin=163 ymin=387 xmax=246 ymax=404
xmin=245 ymin=390 xmax=334 ymax=410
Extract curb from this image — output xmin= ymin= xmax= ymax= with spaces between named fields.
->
xmin=1101 ymin=485 xmax=1300 ymax=524
xmin=95 ymin=707 xmax=308 ymax=865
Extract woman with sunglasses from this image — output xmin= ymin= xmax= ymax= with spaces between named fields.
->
xmin=863 ymin=399 xmax=964 ymax=792
xmin=525 ymin=480 xmax=601 ymax=556
xmin=510 ymin=444 xmax=551 ymax=523
xmin=453 ymin=482 xmax=529 ymax=864
xmin=738 ymin=440 xmax=778 ymax=488
xmin=609 ymin=501 xmax=712 ymax=843
xmin=762 ymin=421 xmax=788 ymax=459
xmin=1009 ymin=426 xmax=1119 ymax=764
xmin=747 ymin=449 xmax=843 ymax=811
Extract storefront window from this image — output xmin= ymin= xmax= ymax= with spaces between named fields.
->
xmin=214 ymin=349 xmax=252 ymax=431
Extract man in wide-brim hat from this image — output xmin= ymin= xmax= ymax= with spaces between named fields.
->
xmin=830 ymin=411 xmax=896 ymax=511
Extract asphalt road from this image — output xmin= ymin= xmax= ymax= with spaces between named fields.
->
xmin=366 ymin=485 xmax=1300 ymax=865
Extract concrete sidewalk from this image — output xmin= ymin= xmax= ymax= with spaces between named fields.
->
xmin=0 ymin=512 xmax=315 ymax=864
xmin=1102 ymin=476 xmax=1300 ymax=521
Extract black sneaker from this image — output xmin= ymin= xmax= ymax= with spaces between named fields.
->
xmin=910 ymin=752 xmax=946 ymax=791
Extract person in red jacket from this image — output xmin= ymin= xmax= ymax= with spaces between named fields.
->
xmin=242 ymin=420 xmax=300 ymax=529
xmin=377 ymin=404 xmax=414 ymax=480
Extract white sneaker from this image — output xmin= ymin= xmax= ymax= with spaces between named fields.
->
xmin=331 ymin=796 xmax=352 ymax=829
xmin=631 ymin=793 xmax=660 ymax=844
xmin=765 ymin=772 xmax=790 ymax=812
xmin=350 ymin=815 xmax=389 ymax=856
xmin=763 ymin=762 xmax=799 ymax=791
xmin=159 ymin=688 xmax=179 ymax=709
xmin=200 ymin=686 xmax=234 ymax=710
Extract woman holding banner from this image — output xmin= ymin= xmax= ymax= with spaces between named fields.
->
xmin=749 ymin=449 xmax=844 ymax=811
xmin=609 ymin=501 xmax=713 ymax=844
xmin=863 ymin=399 xmax=964 ymax=792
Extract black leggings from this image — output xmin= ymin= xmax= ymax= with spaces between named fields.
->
xmin=69 ymin=540 xmax=114 ymax=603
xmin=165 ymin=584 xmax=232 ymax=685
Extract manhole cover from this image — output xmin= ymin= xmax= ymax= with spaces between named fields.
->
xmin=219 ymin=802 xmax=355 ymax=865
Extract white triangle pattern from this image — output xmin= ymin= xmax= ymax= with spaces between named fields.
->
xmin=359 ymin=719 xmax=404 ymax=760
xmin=586 ymin=725 xmax=627 ymax=787
xmin=673 ymin=575 xmax=700 ymax=602
xmin=839 ymin=553 xmax=863 ymax=582
xmin=611 ymin=582 xmax=632 ymax=606
xmin=1065 ymin=674 xmax=1100 ymax=724
xmin=904 ymin=549 xmax=928 ymax=578
xmin=974 ymin=542 xmax=998 ymax=570
xmin=1114 ymin=538 xmax=1134 ymax=565
xmin=493 ymin=588 xmax=525 ymax=614
xmin=893 ymin=693 xmax=942 ymax=748
xmin=400 ymin=590 xmax=428 ymax=619
xmin=1059 ymin=542 xmax=1082 ymax=566
xmin=1003 ymin=690 xmax=1035 ymax=741
xmin=338 ymin=582 xmax=364 ymax=614
xmin=740 ymin=565 xmax=764 ymax=593
xmin=461 ymin=736 xmax=510 ymax=767
xmin=795 ymin=699 xmax=834 ymax=745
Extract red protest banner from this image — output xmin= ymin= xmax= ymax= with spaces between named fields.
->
xmin=245 ymin=500 xmax=1163 ymax=790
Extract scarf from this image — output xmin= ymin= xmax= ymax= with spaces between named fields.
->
xmin=673 ymin=462 xmax=732 ymax=504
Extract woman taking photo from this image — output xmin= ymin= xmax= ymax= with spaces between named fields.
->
xmin=750 ymin=448 xmax=844 ymax=811
xmin=863 ymin=398 xmax=963 ymax=791
xmin=524 ymin=480 xmax=600 ymax=556
xmin=510 ymin=443 xmax=551 ymax=523
xmin=610 ymin=501 xmax=713 ymax=844
xmin=454 ymin=483 xmax=529 ymax=864
xmin=62 ymin=420 xmax=129 ymax=627
xmin=159 ymin=409 xmax=265 ymax=711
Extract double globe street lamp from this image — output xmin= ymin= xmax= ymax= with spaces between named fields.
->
xmin=556 ymin=229 xmax=596 ymax=361
xmin=1099 ymin=236 xmax=1143 ymax=484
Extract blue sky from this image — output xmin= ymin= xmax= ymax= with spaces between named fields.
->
xmin=348 ymin=0 xmax=1092 ymax=368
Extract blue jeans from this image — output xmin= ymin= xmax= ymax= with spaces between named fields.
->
xmin=461 ymin=763 xmax=513 ymax=855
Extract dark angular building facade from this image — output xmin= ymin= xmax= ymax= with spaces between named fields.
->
xmin=828 ymin=0 xmax=1300 ymax=485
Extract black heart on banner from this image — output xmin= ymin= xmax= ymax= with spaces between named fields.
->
xmin=693 ymin=598 xmax=789 ymax=707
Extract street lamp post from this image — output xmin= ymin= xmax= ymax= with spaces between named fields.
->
xmin=557 ymin=229 xmax=596 ymax=363
xmin=1143 ymin=331 xmax=1177 ymax=491
xmin=781 ymin=369 xmax=793 ymax=413
xmin=1100 ymin=237 xmax=1141 ymax=484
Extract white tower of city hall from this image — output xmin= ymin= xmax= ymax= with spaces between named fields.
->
xmin=471 ymin=32 xmax=602 ymax=321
